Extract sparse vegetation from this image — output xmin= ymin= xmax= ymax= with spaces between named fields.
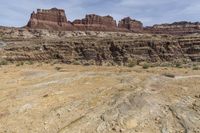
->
xmin=127 ymin=60 xmax=137 ymax=67
xmin=175 ymin=62 xmax=182 ymax=68
xmin=83 ymin=63 xmax=90 ymax=66
xmin=142 ymin=63 xmax=150 ymax=69
xmin=26 ymin=61 xmax=34 ymax=65
xmin=0 ymin=63 xmax=200 ymax=132
xmin=44 ymin=60 xmax=50 ymax=64
xmin=0 ymin=59 xmax=8 ymax=65
xmin=73 ymin=61 xmax=81 ymax=65
xmin=55 ymin=66 xmax=62 ymax=71
xmin=193 ymin=67 xmax=200 ymax=70
xmin=159 ymin=62 xmax=173 ymax=67
xmin=16 ymin=62 xmax=24 ymax=66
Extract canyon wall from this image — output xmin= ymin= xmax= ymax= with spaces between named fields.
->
xmin=1 ymin=8 xmax=200 ymax=66
xmin=1 ymin=28 xmax=200 ymax=65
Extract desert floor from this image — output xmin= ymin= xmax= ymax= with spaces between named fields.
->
xmin=0 ymin=64 xmax=200 ymax=133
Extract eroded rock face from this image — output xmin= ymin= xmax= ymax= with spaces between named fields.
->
xmin=25 ymin=8 xmax=200 ymax=35
xmin=26 ymin=8 xmax=142 ymax=32
xmin=27 ymin=9 xmax=119 ymax=31
xmin=118 ymin=17 xmax=143 ymax=32
xmin=1 ymin=27 xmax=200 ymax=65
xmin=73 ymin=14 xmax=117 ymax=31
xmin=27 ymin=8 xmax=74 ymax=30
xmin=144 ymin=21 xmax=200 ymax=35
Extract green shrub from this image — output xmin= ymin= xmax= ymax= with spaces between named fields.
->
xmin=127 ymin=60 xmax=137 ymax=67
xmin=160 ymin=62 xmax=173 ymax=67
xmin=26 ymin=61 xmax=34 ymax=65
xmin=44 ymin=61 xmax=50 ymax=64
xmin=0 ymin=60 xmax=8 ymax=65
xmin=16 ymin=62 xmax=24 ymax=66
xmin=73 ymin=61 xmax=81 ymax=65
xmin=175 ymin=63 xmax=182 ymax=68
xmin=193 ymin=67 xmax=200 ymax=70
xmin=55 ymin=67 xmax=62 ymax=71
xmin=142 ymin=63 xmax=150 ymax=69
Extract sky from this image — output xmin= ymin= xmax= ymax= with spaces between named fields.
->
xmin=0 ymin=0 xmax=200 ymax=27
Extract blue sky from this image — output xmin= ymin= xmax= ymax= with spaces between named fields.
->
xmin=0 ymin=0 xmax=200 ymax=27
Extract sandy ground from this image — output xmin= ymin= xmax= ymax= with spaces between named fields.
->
xmin=0 ymin=64 xmax=200 ymax=133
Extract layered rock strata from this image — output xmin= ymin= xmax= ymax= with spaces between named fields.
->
xmin=1 ymin=28 xmax=200 ymax=65
xmin=26 ymin=8 xmax=141 ymax=32
xmin=144 ymin=21 xmax=200 ymax=35
xmin=26 ymin=8 xmax=200 ymax=35
xmin=27 ymin=8 xmax=74 ymax=30
xmin=118 ymin=17 xmax=143 ymax=32
xmin=73 ymin=14 xmax=118 ymax=31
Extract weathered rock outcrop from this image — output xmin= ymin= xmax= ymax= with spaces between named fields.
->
xmin=144 ymin=21 xmax=200 ymax=35
xmin=26 ymin=8 xmax=119 ymax=31
xmin=118 ymin=17 xmax=143 ymax=32
xmin=25 ymin=8 xmax=200 ymax=35
xmin=27 ymin=8 xmax=74 ymax=30
xmin=73 ymin=14 xmax=117 ymax=31
xmin=1 ymin=28 xmax=200 ymax=65
xmin=26 ymin=8 xmax=143 ymax=32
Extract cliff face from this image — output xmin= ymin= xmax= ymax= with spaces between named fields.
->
xmin=26 ymin=8 xmax=140 ymax=32
xmin=3 ymin=8 xmax=200 ymax=64
xmin=118 ymin=17 xmax=143 ymax=32
xmin=27 ymin=9 xmax=119 ymax=31
xmin=73 ymin=14 xmax=117 ymax=31
xmin=144 ymin=21 xmax=200 ymax=35
xmin=27 ymin=8 xmax=74 ymax=30
xmin=26 ymin=8 xmax=200 ymax=35
xmin=1 ymin=28 xmax=200 ymax=65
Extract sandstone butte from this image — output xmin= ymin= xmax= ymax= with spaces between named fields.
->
xmin=118 ymin=17 xmax=143 ymax=32
xmin=26 ymin=8 xmax=144 ymax=32
xmin=26 ymin=8 xmax=200 ymax=35
xmin=27 ymin=8 xmax=74 ymax=30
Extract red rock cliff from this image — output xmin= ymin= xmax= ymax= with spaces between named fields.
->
xmin=118 ymin=17 xmax=143 ymax=32
xmin=27 ymin=8 xmax=74 ymax=30
xmin=73 ymin=14 xmax=118 ymax=31
xmin=26 ymin=8 xmax=200 ymax=35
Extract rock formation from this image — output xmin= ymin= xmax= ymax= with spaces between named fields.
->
xmin=118 ymin=17 xmax=143 ymax=32
xmin=27 ymin=8 xmax=74 ymax=30
xmin=26 ymin=8 xmax=119 ymax=31
xmin=73 ymin=14 xmax=117 ymax=31
xmin=144 ymin=21 xmax=200 ymax=35
xmin=1 ymin=27 xmax=200 ymax=65
xmin=26 ymin=8 xmax=144 ymax=32
xmin=25 ymin=8 xmax=200 ymax=34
